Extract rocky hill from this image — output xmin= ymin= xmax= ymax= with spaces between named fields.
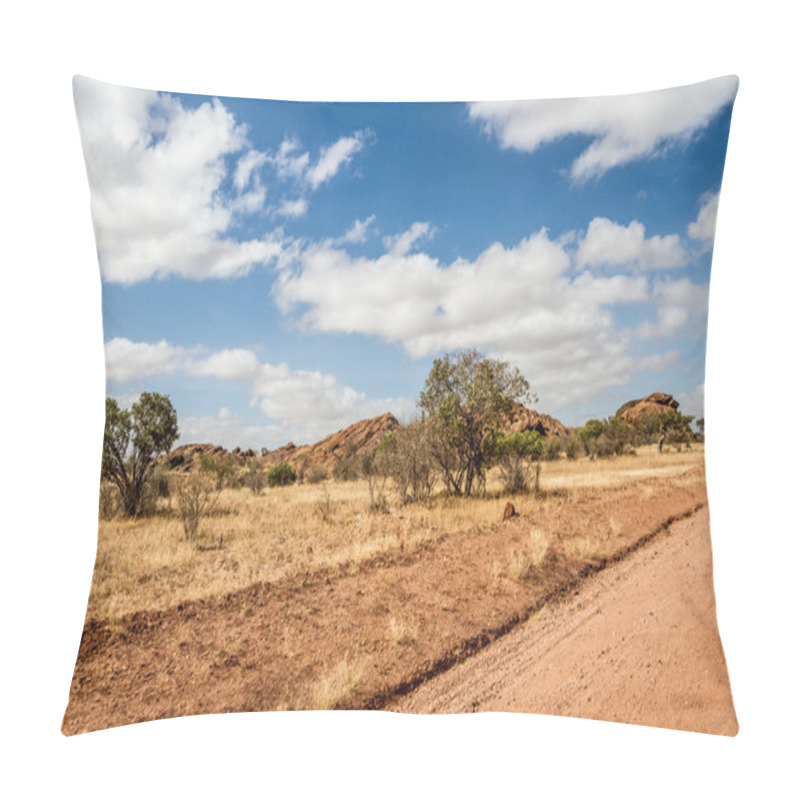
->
xmin=262 ymin=412 xmax=400 ymax=472
xmin=614 ymin=392 xmax=679 ymax=425
xmin=164 ymin=403 xmax=570 ymax=478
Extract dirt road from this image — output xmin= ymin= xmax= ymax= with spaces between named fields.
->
xmin=388 ymin=506 xmax=738 ymax=736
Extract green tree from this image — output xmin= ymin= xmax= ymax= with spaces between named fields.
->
xmin=102 ymin=393 xmax=179 ymax=517
xmin=419 ymin=350 xmax=532 ymax=496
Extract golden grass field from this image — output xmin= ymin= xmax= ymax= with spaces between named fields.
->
xmin=86 ymin=444 xmax=706 ymax=621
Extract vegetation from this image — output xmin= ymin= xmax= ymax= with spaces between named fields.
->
xmin=418 ymin=349 xmax=532 ymax=497
xmin=490 ymin=430 xmax=544 ymax=494
xmin=244 ymin=458 xmax=265 ymax=495
xmin=200 ymin=453 xmax=236 ymax=490
xmin=379 ymin=421 xmax=436 ymax=505
xmin=101 ymin=392 xmax=179 ymax=518
xmin=267 ymin=461 xmax=298 ymax=487
xmin=174 ymin=471 xmax=218 ymax=542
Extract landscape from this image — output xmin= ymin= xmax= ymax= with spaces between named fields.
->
xmin=62 ymin=383 xmax=737 ymax=735
xmin=65 ymin=76 xmax=738 ymax=735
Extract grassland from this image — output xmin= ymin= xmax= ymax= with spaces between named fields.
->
xmin=87 ymin=444 xmax=705 ymax=621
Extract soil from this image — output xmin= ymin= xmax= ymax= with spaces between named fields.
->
xmin=62 ymin=476 xmax=735 ymax=736
xmin=388 ymin=506 xmax=738 ymax=735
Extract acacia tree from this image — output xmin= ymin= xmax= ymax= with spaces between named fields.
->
xmin=102 ymin=392 xmax=179 ymax=517
xmin=419 ymin=350 xmax=533 ymax=497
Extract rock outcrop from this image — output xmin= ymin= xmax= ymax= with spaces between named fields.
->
xmin=165 ymin=443 xmax=232 ymax=473
xmin=262 ymin=412 xmax=401 ymax=473
xmin=614 ymin=392 xmax=679 ymax=426
xmin=498 ymin=402 xmax=569 ymax=439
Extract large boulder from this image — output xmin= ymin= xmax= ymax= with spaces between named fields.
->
xmin=615 ymin=392 xmax=679 ymax=426
xmin=499 ymin=402 xmax=569 ymax=439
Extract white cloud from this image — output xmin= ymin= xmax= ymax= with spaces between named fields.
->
xmin=576 ymin=218 xmax=687 ymax=270
xmin=273 ymin=225 xmax=666 ymax=410
xmin=306 ymin=131 xmax=369 ymax=189
xmin=104 ymin=337 xmax=412 ymax=447
xmin=337 ymin=215 xmax=376 ymax=245
xmin=275 ymin=198 xmax=310 ymax=218
xmin=469 ymin=76 xmax=738 ymax=181
xmin=636 ymin=278 xmax=710 ymax=338
xmin=383 ymin=221 xmax=435 ymax=256
xmin=73 ymin=76 xmax=283 ymax=284
xmin=676 ymin=383 xmax=705 ymax=421
xmin=104 ymin=338 xmax=196 ymax=382
xmin=270 ymin=131 xmax=370 ymax=191
xmin=234 ymin=150 xmax=267 ymax=191
xmin=688 ymin=191 xmax=720 ymax=250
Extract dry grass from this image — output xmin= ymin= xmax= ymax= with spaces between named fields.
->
xmin=509 ymin=528 xmax=550 ymax=580
xmin=86 ymin=444 xmax=706 ymax=620
xmin=309 ymin=656 xmax=366 ymax=710
xmin=389 ymin=616 xmax=420 ymax=645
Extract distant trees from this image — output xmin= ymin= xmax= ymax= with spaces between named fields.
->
xmin=419 ymin=350 xmax=533 ymax=497
xmin=102 ymin=392 xmax=179 ymax=517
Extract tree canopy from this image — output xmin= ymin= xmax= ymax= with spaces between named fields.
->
xmin=102 ymin=392 xmax=179 ymax=517
xmin=418 ymin=349 xmax=533 ymax=496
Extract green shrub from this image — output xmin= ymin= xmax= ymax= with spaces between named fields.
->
xmin=267 ymin=461 xmax=297 ymax=487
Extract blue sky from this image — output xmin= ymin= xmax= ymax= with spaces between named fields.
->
xmin=74 ymin=75 xmax=737 ymax=449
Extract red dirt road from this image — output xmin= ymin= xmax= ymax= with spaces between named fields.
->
xmin=388 ymin=506 xmax=738 ymax=736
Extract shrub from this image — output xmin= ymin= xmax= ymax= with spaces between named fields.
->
xmin=492 ymin=430 xmax=543 ymax=495
xmin=174 ymin=472 xmax=218 ymax=542
xmin=305 ymin=464 xmax=328 ymax=484
xmin=244 ymin=458 xmax=265 ymax=495
xmin=382 ymin=421 xmax=436 ymax=505
xmin=200 ymin=453 xmax=235 ymax=490
xmin=332 ymin=446 xmax=360 ymax=481
xmin=360 ymin=447 xmax=390 ymax=512
xmin=543 ymin=437 xmax=561 ymax=461
xmin=267 ymin=461 xmax=297 ymax=487
xmin=98 ymin=481 xmax=120 ymax=520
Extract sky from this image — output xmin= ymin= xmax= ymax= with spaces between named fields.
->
xmin=74 ymin=75 xmax=737 ymax=450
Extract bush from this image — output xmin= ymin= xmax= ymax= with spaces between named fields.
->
xmin=543 ymin=437 xmax=561 ymax=461
xmin=200 ymin=453 xmax=236 ymax=490
xmin=267 ymin=461 xmax=297 ymax=487
xmin=382 ymin=421 xmax=436 ymax=505
xmin=492 ymin=430 xmax=543 ymax=495
xmin=304 ymin=465 xmax=328 ymax=484
xmin=332 ymin=446 xmax=360 ymax=481
xmin=174 ymin=472 xmax=218 ymax=542
xmin=244 ymin=458 xmax=265 ymax=495
xmin=98 ymin=482 xmax=120 ymax=520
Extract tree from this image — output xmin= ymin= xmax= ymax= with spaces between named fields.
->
xmin=418 ymin=350 xmax=532 ymax=497
xmin=102 ymin=393 xmax=179 ymax=517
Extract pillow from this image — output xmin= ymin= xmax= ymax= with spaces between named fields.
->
xmin=63 ymin=75 xmax=738 ymax=736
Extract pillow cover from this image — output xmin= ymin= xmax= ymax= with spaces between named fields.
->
xmin=63 ymin=75 xmax=738 ymax=736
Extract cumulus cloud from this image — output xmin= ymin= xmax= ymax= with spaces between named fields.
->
xmin=272 ymin=224 xmax=675 ymax=409
xmin=636 ymin=278 xmax=710 ymax=338
xmin=469 ymin=76 xmax=738 ymax=181
xmin=104 ymin=337 xmax=412 ymax=446
xmin=688 ymin=191 xmax=720 ymax=251
xmin=576 ymin=218 xmax=687 ymax=270
xmin=73 ymin=76 xmax=283 ymax=284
